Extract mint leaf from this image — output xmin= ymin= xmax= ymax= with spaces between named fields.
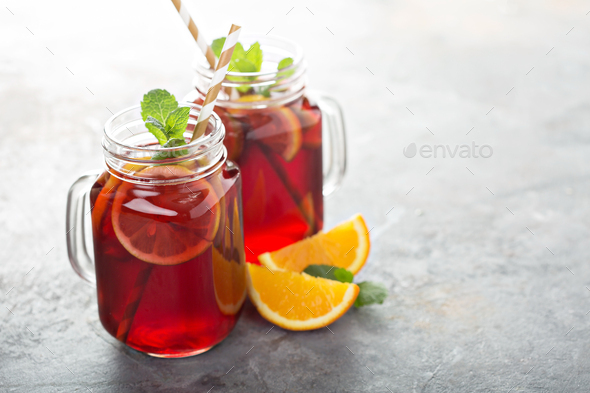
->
xmin=151 ymin=138 xmax=188 ymax=160
xmin=232 ymin=58 xmax=257 ymax=73
xmin=212 ymin=38 xmax=262 ymax=95
xmin=304 ymin=264 xmax=338 ymax=280
xmin=141 ymin=89 xmax=178 ymax=124
xmin=145 ymin=124 xmax=168 ymax=145
xmin=145 ymin=116 xmax=167 ymax=145
xmin=258 ymin=86 xmax=271 ymax=98
xmin=278 ymin=57 xmax=295 ymax=79
xmin=139 ymin=89 xmax=191 ymax=160
xmin=303 ymin=265 xmax=353 ymax=283
xmin=246 ymin=42 xmax=263 ymax=72
xmin=165 ymin=107 xmax=190 ymax=139
xmin=354 ymin=282 xmax=388 ymax=308
xmin=229 ymin=42 xmax=246 ymax=71
xmin=146 ymin=116 xmax=165 ymax=132
xmin=211 ymin=37 xmax=225 ymax=58
xmin=334 ymin=268 xmax=354 ymax=283
xmin=278 ymin=57 xmax=293 ymax=70
xmin=304 ymin=264 xmax=387 ymax=308
xmin=227 ymin=56 xmax=257 ymax=94
xmin=213 ymin=39 xmax=262 ymax=72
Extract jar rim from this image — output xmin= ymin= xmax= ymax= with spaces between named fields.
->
xmin=101 ymin=102 xmax=226 ymax=184
xmin=103 ymin=102 xmax=223 ymax=156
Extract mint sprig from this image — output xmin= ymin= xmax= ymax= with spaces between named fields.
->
xmin=211 ymin=37 xmax=293 ymax=96
xmin=140 ymin=89 xmax=189 ymax=160
xmin=211 ymin=39 xmax=263 ymax=73
xmin=303 ymin=264 xmax=388 ymax=308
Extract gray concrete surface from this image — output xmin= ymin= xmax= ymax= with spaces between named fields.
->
xmin=2 ymin=0 xmax=590 ymax=391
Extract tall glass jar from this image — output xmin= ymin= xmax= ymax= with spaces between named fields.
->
xmin=185 ymin=34 xmax=346 ymax=261
xmin=66 ymin=104 xmax=246 ymax=358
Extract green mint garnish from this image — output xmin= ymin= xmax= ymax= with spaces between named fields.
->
xmin=212 ymin=38 xmax=263 ymax=72
xmin=212 ymin=37 xmax=294 ymax=96
xmin=140 ymin=89 xmax=190 ymax=160
xmin=211 ymin=38 xmax=225 ymax=58
xmin=245 ymin=42 xmax=263 ymax=71
xmin=353 ymin=282 xmax=388 ymax=308
xmin=303 ymin=264 xmax=388 ymax=308
xmin=304 ymin=265 xmax=351 ymax=282
xmin=334 ymin=268 xmax=354 ymax=283
xmin=278 ymin=57 xmax=293 ymax=70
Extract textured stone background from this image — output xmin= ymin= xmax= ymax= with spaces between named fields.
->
xmin=1 ymin=0 xmax=590 ymax=391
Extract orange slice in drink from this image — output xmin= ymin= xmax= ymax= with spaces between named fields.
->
xmin=91 ymin=172 xmax=120 ymax=233
xmin=213 ymin=199 xmax=247 ymax=315
xmin=294 ymin=107 xmax=322 ymax=149
xmin=256 ymin=107 xmax=302 ymax=162
xmin=111 ymin=165 xmax=220 ymax=265
xmin=91 ymin=160 xmax=147 ymax=233
xmin=237 ymin=94 xmax=268 ymax=102
xmin=231 ymin=196 xmax=246 ymax=266
xmin=258 ymin=214 xmax=370 ymax=275
xmin=247 ymin=263 xmax=359 ymax=331
xmin=212 ymin=247 xmax=247 ymax=315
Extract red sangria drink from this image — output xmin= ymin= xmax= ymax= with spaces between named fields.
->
xmin=187 ymin=34 xmax=346 ymax=261
xmin=66 ymin=97 xmax=246 ymax=357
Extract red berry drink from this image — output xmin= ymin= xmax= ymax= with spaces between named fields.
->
xmin=192 ymin=94 xmax=323 ymax=261
xmin=90 ymin=161 xmax=245 ymax=357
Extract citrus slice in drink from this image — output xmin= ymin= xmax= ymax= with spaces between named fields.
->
xmin=237 ymin=94 xmax=268 ymax=102
xmin=231 ymin=196 xmax=246 ymax=266
xmin=255 ymin=107 xmax=302 ymax=162
xmin=247 ymin=263 xmax=359 ymax=331
xmin=111 ymin=165 xmax=220 ymax=265
xmin=212 ymin=247 xmax=247 ymax=315
xmin=212 ymin=199 xmax=247 ymax=315
xmin=258 ymin=214 xmax=370 ymax=275
xmin=91 ymin=172 xmax=121 ymax=233
xmin=294 ymin=106 xmax=322 ymax=149
xmin=91 ymin=159 xmax=148 ymax=233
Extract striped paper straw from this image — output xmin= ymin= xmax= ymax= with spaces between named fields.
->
xmin=190 ymin=24 xmax=242 ymax=142
xmin=170 ymin=0 xmax=216 ymax=69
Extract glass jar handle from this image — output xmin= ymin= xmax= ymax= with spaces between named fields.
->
xmin=313 ymin=92 xmax=347 ymax=196
xmin=66 ymin=170 xmax=101 ymax=284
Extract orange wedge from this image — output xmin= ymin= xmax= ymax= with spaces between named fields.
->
xmin=258 ymin=214 xmax=370 ymax=275
xmin=247 ymin=263 xmax=359 ymax=330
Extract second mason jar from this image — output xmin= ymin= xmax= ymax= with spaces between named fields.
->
xmin=186 ymin=34 xmax=347 ymax=261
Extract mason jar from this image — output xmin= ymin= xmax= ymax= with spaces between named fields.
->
xmin=66 ymin=104 xmax=246 ymax=357
xmin=185 ymin=34 xmax=346 ymax=261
